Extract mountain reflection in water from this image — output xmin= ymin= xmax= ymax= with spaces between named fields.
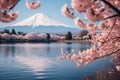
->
xmin=0 ymin=43 xmax=114 ymax=80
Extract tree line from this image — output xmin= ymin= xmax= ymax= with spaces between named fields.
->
xmin=0 ymin=29 xmax=25 ymax=35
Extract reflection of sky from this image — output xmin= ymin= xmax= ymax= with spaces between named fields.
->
xmin=0 ymin=43 xmax=113 ymax=80
xmin=16 ymin=56 xmax=54 ymax=71
xmin=15 ymin=56 xmax=56 ymax=79
xmin=0 ymin=43 xmax=91 ymax=58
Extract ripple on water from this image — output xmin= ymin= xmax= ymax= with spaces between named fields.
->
xmin=0 ymin=43 xmax=113 ymax=80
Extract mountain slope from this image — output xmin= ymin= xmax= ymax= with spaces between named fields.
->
xmin=1 ymin=13 xmax=80 ymax=34
xmin=2 ymin=26 xmax=80 ymax=34
xmin=12 ymin=13 xmax=70 ymax=27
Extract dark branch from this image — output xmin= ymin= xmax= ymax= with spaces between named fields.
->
xmin=98 ymin=18 xmax=116 ymax=48
xmin=104 ymin=14 xmax=118 ymax=20
xmin=115 ymin=37 xmax=120 ymax=39
xmin=97 ymin=48 xmax=120 ymax=59
xmin=8 ymin=0 xmax=20 ymax=11
xmin=101 ymin=0 xmax=120 ymax=16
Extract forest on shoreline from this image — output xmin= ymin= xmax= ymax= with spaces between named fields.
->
xmin=0 ymin=29 xmax=91 ymax=43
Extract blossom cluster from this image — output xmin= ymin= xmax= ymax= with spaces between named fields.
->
xmin=25 ymin=0 xmax=40 ymax=10
xmin=0 ymin=32 xmax=62 ymax=41
xmin=0 ymin=0 xmax=19 ymax=23
xmin=60 ymin=0 xmax=120 ymax=67
xmin=0 ymin=0 xmax=40 ymax=23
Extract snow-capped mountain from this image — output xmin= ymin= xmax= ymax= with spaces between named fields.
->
xmin=12 ymin=13 xmax=70 ymax=27
xmin=1 ymin=13 xmax=80 ymax=34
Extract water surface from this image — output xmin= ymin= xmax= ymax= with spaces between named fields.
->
xmin=0 ymin=43 xmax=112 ymax=80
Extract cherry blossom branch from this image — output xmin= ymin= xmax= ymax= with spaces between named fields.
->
xmin=114 ymin=37 xmax=120 ymax=39
xmin=90 ymin=19 xmax=116 ymax=57
xmin=98 ymin=18 xmax=116 ymax=48
xmin=104 ymin=14 xmax=118 ymax=20
xmin=8 ymin=0 xmax=20 ymax=11
xmin=112 ymin=37 xmax=120 ymax=42
xmin=103 ymin=18 xmax=116 ymax=39
xmin=96 ymin=48 xmax=120 ymax=59
xmin=101 ymin=0 xmax=120 ymax=16
xmin=60 ymin=0 xmax=120 ymax=68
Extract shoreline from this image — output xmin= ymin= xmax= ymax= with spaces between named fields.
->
xmin=58 ymin=40 xmax=91 ymax=43
xmin=0 ymin=39 xmax=91 ymax=43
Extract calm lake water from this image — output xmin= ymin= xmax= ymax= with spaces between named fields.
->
xmin=0 ymin=43 xmax=112 ymax=80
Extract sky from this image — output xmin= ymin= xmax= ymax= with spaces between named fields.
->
xmin=0 ymin=0 xmax=83 ymax=28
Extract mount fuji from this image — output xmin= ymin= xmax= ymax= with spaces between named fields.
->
xmin=1 ymin=13 xmax=80 ymax=34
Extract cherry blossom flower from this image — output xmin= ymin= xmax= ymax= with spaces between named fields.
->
xmin=74 ymin=18 xmax=86 ymax=28
xmin=24 ymin=32 xmax=39 ymax=40
xmin=87 ymin=23 xmax=97 ymax=32
xmin=17 ymin=35 xmax=25 ymax=40
xmin=60 ymin=36 xmax=65 ymax=40
xmin=38 ymin=33 xmax=47 ymax=40
xmin=50 ymin=34 xmax=60 ymax=40
xmin=108 ymin=0 xmax=120 ymax=9
xmin=0 ymin=0 xmax=40 ymax=23
xmin=60 ymin=0 xmax=120 ymax=68
xmin=1 ymin=33 xmax=10 ymax=40
xmin=71 ymin=0 xmax=92 ymax=13
xmin=25 ymin=0 xmax=40 ymax=10
xmin=0 ymin=0 xmax=19 ymax=9
xmin=61 ymin=4 xmax=76 ymax=19
xmin=9 ymin=12 xmax=18 ymax=21
xmin=10 ymin=34 xmax=17 ymax=40
xmin=85 ymin=7 xmax=104 ymax=22
xmin=0 ymin=11 xmax=18 ymax=23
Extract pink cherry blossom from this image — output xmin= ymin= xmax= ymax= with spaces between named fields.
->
xmin=17 ymin=35 xmax=25 ymax=40
xmin=9 ymin=0 xmax=19 ymax=7
xmin=86 ymin=23 xmax=97 ymax=32
xmin=71 ymin=0 xmax=92 ymax=13
xmin=85 ymin=7 xmax=104 ymax=22
xmin=38 ymin=33 xmax=47 ymax=40
xmin=9 ymin=12 xmax=18 ymax=21
xmin=10 ymin=34 xmax=17 ymax=40
xmin=61 ymin=4 xmax=76 ymax=19
xmin=25 ymin=0 xmax=40 ymax=10
xmin=0 ymin=0 xmax=39 ymax=23
xmin=1 ymin=33 xmax=10 ymax=40
xmin=0 ymin=0 xmax=19 ymax=9
xmin=108 ymin=0 xmax=120 ymax=9
xmin=0 ymin=0 xmax=11 ymax=9
xmin=74 ymin=18 xmax=86 ymax=28
xmin=60 ymin=0 xmax=120 ymax=68
xmin=0 ymin=11 xmax=18 ymax=23
xmin=50 ymin=34 xmax=60 ymax=40
xmin=24 ymin=32 xmax=39 ymax=40
xmin=60 ymin=36 xmax=65 ymax=40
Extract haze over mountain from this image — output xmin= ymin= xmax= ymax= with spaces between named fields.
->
xmin=1 ymin=13 xmax=80 ymax=34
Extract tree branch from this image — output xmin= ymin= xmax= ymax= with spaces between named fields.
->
xmin=98 ymin=18 xmax=116 ymax=48
xmin=96 ymin=48 xmax=120 ymax=59
xmin=101 ymin=0 xmax=120 ymax=16
xmin=104 ymin=14 xmax=118 ymax=20
xmin=8 ymin=0 xmax=20 ymax=11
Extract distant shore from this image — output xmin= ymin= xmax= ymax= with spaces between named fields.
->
xmin=0 ymin=39 xmax=91 ymax=43
xmin=0 ymin=39 xmax=57 ymax=43
xmin=58 ymin=40 xmax=91 ymax=43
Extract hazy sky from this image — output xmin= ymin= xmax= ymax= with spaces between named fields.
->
xmin=0 ymin=0 xmax=83 ymax=28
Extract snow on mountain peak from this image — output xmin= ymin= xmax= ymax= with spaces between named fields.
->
xmin=12 ymin=13 xmax=70 ymax=27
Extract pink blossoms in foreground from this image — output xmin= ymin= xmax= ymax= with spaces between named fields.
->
xmin=59 ymin=0 xmax=120 ymax=68
xmin=25 ymin=0 xmax=40 ymax=10
xmin=0 ymin=0 xmax=19 ymax=23
xmin=0 ymin=0 xmax=41 ymax=23
xmin=61 ymin=4 xmax=76 ymax=19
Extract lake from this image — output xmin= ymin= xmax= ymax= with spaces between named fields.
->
xmin=0 ymin=43 xmax=113 ymax=80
